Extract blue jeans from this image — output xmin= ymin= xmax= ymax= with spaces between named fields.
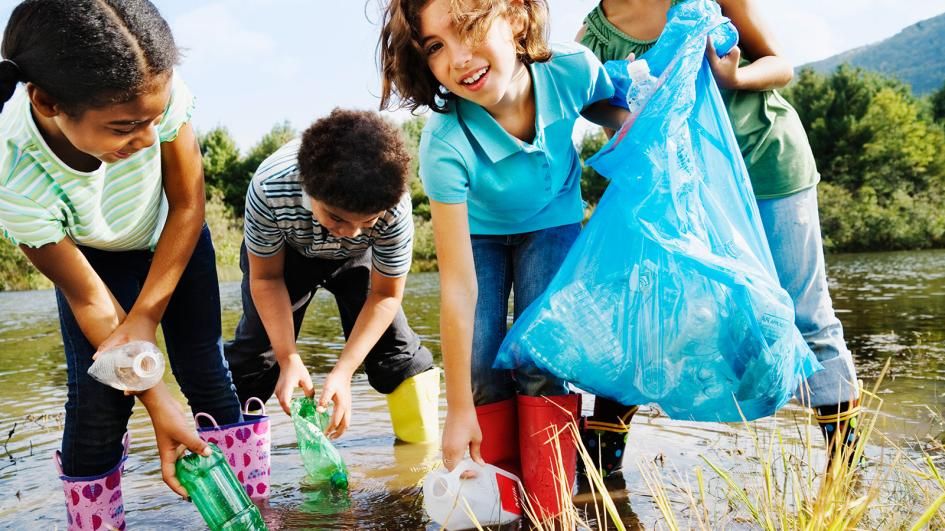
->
xmin=58 ymin=225 xmax=242 ymax=476
xmin=758 ymin=186 xmax=859 ymax=408
xmin=471 ymin=223 xmax=580 ymax=405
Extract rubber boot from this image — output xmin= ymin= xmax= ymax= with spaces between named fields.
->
xmin=56 ymin=432 xmax=129 ymax=530
xmin=386 ymin=367 xmax=441 ymax=444
xmin=816 ymin=399 xmax=862 ymax=470
xmin=518 ymin=394 xmax=582 ymax=521
xmin=580 ymin=403 xmax=639 ymax=479
xmin=197 ymin=397 xmax=271 ymax=500
xmin=475 ymin=398 xmax=521 ymax=477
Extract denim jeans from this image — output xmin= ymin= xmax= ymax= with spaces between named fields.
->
xmin=58 ymin=225 xmax=242 ymax=476
xmin=471 ymin=223 xmax=580 ymax=406
xmin=758 ymin=186 xmax=859 ymax=408
xmin=224 ymin=242 xmax=433 ymax=403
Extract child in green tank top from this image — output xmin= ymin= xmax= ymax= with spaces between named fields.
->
xmin=576 ymin=0 xmax=861 ymax=478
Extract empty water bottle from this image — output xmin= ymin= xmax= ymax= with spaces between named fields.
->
xmin=87 ymin=340 xmax=165 ymax=392
xmin=175 ymin=444 xmax=268 ymax=531
xmin=709 ymin=20 xmax=739 ymax=57
xmin=291 ymin=397 xmax=349 ymax=490
xmin=626 ymin=59 xmax=659 ymax=115
xmin=423 ymin=459 xmax=522 ymax=530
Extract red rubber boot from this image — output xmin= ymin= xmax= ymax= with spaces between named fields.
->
xmin=475 ymin=398 xmax=521 ymax=477
xmin=518 ymin=394 xmax=581 ymax=521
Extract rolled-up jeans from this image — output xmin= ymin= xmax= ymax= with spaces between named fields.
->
xmin=758 ymin=185 xmax=859 ymax=408
xmin=58 ymin=225 xmax=242 ymax=476
xmin=470 ymin=223 xmax=580 ymax=406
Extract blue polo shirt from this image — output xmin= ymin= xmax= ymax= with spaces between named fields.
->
xmin=419 ymin=43 xmax=614 ymax=235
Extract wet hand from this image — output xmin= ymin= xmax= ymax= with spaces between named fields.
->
xmin=441 ymin=406 xmax=482 ymax=472
xmin=275 ymin=353 xmax=314 ymax=415
xmin=141 ymin=388 xmax=211 ymax=498
xmin=707 ymin=39 xmax=742 ymax=89
xmin=317 ymin=367 xmax=353 ymax=439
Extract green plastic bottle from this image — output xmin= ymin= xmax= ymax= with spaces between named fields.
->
xmin=175 ymin=444 xmax=268 ymax=531
xmin=291 ymin=397 xmax=349 ymax=490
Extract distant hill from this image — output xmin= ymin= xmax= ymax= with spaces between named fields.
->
xmin=802 ymin=12 xmax=945 ymax=95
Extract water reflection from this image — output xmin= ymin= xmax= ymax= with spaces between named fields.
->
xmin=0 ymin=250 xmax=943 ymax=528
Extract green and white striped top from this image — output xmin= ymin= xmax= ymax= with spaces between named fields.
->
xmin=0 ymin=73 xmax=195 ymax=251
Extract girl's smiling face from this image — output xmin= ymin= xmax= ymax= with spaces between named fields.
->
xmin=419 ymin=0 xmax=528 ymax=114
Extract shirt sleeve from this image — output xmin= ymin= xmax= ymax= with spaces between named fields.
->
xmin=370 ymin=193 xmax=414 ymax=278
xmin=158 ymin=72 xmax=196 ymax=143
xmin=0 ymin=187 xmax=66 ymax=248
xmin=243 ymin=178 xmax=285 ymax=257
xmin=579 ymin=45 xmax=616 ymax=107
xmin=418 ymin=132 xmax=469 ymax=204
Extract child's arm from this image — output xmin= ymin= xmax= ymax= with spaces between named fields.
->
xmin=95 ymin=123 xmax=205 ymax=351
xmin=20 ymin=238 xmax=210 ymax=497
xmin=317 ymin=270 xmax=407 ymax=438
xmin=430 ymin=200 xmax=483 ymax=470
xmin=247 ymin=249 xmax=316 ymax=415
xmin=710 ymin=0 xmax=793 ymax=90
xmin=582 ymin=100 xmax=631 ymax=131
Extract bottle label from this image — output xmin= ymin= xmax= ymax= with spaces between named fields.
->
xmin=495 ymin=473 xmax=522 ymax=515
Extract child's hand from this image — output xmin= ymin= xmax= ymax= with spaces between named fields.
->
xmin=317 ymin=367 xmax=353 ymax=439
xmin=706 ymin=38 xmax=742 ymax=90
xmin=274 ymin=353 xmax=315 ymax=415
xmin=139 ymin=385 xmax=211 ymax=498
xmin=441 ymin=405 xmax=482 ymax=472
xmin=94 ymin=314 xmax=158 ymax=360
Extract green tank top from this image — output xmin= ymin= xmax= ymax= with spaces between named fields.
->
xmin=581 ymin=4 xmax=819 ymax=199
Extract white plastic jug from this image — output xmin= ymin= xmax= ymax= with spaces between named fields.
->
xmin=87 ymin=340 xmax=165 ymax=392
xmin=422 ymin=459 xmax=522 ymax=530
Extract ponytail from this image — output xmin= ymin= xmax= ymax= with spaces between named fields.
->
xmin=0 ymin=59 xmax=22 ymax=113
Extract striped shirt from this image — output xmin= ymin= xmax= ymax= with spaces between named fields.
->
xmin=244 ymin=139 xmax=414 ymax=278
xmin=0 ymin=73 xmax=195 ymax=251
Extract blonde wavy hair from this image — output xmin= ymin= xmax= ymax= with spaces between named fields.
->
xmin=378 ymin=0 xmax=550 ymax=113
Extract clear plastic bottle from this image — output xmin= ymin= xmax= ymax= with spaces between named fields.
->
xmin=175 ymin=444 xmax=268 ymax=531
xmin=626 ymin=59 xmax=659 ymax=115
xmin=87 ymin=340 xmax=165 ymax=392
xmin=291 ymin=397 xmax=349 ymax=490
xmin=423 ymin=459 xmax=523 ymax=530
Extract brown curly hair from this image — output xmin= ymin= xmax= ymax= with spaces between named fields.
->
xmin=378 ymin=0 xmax=550 ymax=113
xmin=297 ymin=108 xmax=409 ymax=214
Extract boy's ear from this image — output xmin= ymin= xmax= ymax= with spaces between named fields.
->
xmin=26 ymin=83 xmax=63 ymax=118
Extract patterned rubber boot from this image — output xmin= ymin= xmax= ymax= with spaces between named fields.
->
xmin=56 ymin=432 xmax=129 ymax=530
xmin=815 ymin=399 xmax=862 ymax=470
xmin=197 ymin=397 xmax=272 ymax=500
xmin=580 ymin=401 xmax=638 ymax=479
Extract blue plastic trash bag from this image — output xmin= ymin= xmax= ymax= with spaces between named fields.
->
xmin=493 ymin=0 xmax=821 ymax=422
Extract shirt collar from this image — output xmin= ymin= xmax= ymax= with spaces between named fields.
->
xmin=456 ymin=58 xmax=569 ymax=163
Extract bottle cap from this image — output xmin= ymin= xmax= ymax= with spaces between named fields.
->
xmin=627 ymin=59 xmax=651 ymax=82
xmin=132 ymin=350 xmax=162 ymax=378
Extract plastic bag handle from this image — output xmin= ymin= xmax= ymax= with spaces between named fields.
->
xmin=243 ymin=396 xmax=267 ymax=415
xmin=194 ymin=412 xmax=220 ymax=428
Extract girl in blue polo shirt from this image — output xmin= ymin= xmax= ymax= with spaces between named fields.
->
xmin=379 ymin=0 xmax=626 ymax=518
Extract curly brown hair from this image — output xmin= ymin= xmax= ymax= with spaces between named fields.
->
xmin=297 ymin=108 xmax=409 ymax=214
xmin=378 ymin=0 xmax=550 ymax=113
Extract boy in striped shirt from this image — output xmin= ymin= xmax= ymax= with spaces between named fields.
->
xmin=225 ymin=109 xmax=439 ymax=444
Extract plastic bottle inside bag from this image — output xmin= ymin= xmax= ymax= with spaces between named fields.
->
xmin=626 ymin=59 xmax=659 ymax=115
xmin=87 ymin=340 xmax=165 ymax=392
xmin=423 ymin=459 xmax=522 ymax=530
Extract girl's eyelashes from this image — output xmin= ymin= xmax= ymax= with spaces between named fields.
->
xmin=110 ymin=127 xmax=136 ymax=136
xmin=425 ymin=42 xmax=443 ymax=55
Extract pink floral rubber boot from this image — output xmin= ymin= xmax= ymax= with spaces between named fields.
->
xmin=197 ymin=397 xmax=271 ymax=500
xmin=55 ymin=432 xmax=129 ymax=530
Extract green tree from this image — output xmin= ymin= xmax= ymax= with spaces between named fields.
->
xmin=400 ymin=115 xmax=430 ymax=220
xmin=931 ymin=80 xmax=945 ymax=124
xmin=199 ymin=127 xmax=242 ymax=207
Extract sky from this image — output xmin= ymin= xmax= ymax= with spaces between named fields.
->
xmin=2 ymin=0 xmax=944 ymax=149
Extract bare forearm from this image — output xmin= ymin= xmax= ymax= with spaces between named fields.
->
xmin=335 ymin=292 xmax=400 ymax=374
xmin=729 ymin=56 xmax=793 ymax=91
xmin=62 ymin=292 xmax=124 ymax=348
xmin=131 ymin=203 xmax=204 ymax=324
xmin=250 ymin=276 xmax=298 ymax=363
xmin=582 ymin=100 xmax=630 ymax=131
xmin=441 ymin=295 xmax=476 ymax=412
